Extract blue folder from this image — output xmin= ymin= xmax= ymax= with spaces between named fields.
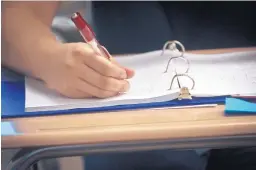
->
xmin=1 ymin=68 xmax=228 ymax=119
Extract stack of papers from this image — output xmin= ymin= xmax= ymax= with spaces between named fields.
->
xmin=25 ymin=50 xmax=256 ymax=112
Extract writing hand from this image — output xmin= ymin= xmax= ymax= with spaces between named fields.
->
xmin=42 ymin=42 xmax=135 ymax=98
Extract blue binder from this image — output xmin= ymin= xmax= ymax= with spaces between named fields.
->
xmin=1 ymin=69 xmax=228 ymax=119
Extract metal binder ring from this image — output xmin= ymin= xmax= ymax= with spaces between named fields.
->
xmin=160 ymin=40 xmax=185 ymax=57
xmin=169 ymin=73 xmax=195 ymax=90
xmin=164 ymin=56 xmax=190 ymax=73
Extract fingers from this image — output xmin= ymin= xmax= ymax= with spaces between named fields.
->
xmin=87 ymin=55 xmax=128 ymax=79
xmin=47 ymin=83 xmax=92 ymax=99
xmin=111 ymin=59 xmax=135 ymax=79
xmin=98 ymin=45 xmax=132 ymax=78
xmin=63 ymin=42 xmax=135 ymax=99
xmin=124 ymin=67 xmax=135 ymax=78
xmin=72 ymin=43 xmax=128 ymax=79
xmin=76 ymin=63 xmax=130 ymax=92
xmin=75 ymin=78 xmax=119 ymax=98
xmin=61 ymin=89 xmax=92 ymax=99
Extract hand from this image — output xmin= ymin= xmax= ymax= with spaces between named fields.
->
xmin=41 ymin=42 xmax=135 ymax=98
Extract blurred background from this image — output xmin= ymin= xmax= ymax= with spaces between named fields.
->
xmin=52 ymin=1 xmax=256 ymax=54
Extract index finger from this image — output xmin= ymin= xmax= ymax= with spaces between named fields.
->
xmin=99 ymin=45 xmax=135 ymax=79
xmin=87 ymin=54 xmax=127 ymax=79
xmin=74 ymin=43 xmax=127 ymax=79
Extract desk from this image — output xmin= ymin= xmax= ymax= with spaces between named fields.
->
xmin=2 ymin=47 xmax=256 ymax=170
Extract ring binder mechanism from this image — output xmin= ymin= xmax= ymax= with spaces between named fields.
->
xmin=170 ymin=73 xmax=195 ymax=100
xmin=161 ymin=40 xmax=195 ymax=100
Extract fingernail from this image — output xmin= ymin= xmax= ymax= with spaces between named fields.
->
xmin=121 ymin=82 xmax=130 ymax=92
xmin=120 ymin=71 xmax=127 ymax=79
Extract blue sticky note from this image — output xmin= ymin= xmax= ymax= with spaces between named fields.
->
xmin=1 ymin=122 xmax=19 ymax=136
xmin=225 ymin=97 xmax=256 ymax=115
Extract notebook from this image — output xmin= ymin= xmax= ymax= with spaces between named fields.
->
xmin=25 ymin=41 xmax=256 ymax=113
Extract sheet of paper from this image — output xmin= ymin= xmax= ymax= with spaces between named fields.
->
xmin=175 ymin=51 xmax=256 ymax=96
xmin=115 ymin=50 xmax=256 ymax=96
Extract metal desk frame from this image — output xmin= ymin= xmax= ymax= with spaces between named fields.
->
xmin=6 ymin=134 xmax=256 ymax=170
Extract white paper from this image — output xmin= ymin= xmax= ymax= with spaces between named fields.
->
xmin=182 ymin=51 xmax=256 ymax=96
xmin=25 ymin=50 xmax=256 ymax=112
xmin=25 ymin=50 xmax=181 ymax=112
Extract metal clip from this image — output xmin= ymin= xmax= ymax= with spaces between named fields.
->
xmin=178 ymin=87 xmax=192 ymax=100
xmin=169 ymin=73 xmax=195 ymax=100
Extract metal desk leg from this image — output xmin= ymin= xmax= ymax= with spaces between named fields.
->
xmin=6 ymin=148 xmax=41 ymax=170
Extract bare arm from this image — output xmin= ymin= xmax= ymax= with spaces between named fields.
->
xmin=2 ymin=2 xmax=61 ymax=79
xmin=2 ymin=2 xmax=134 ymax=99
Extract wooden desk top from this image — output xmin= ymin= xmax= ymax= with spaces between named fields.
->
xmin=2 ymin=47 xmax=256 ymax=149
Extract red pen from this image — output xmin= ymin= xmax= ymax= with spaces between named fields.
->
xmin=71 ymin=12 xmax=111 ymax=60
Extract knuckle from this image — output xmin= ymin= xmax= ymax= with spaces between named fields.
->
xmin=71 ymin=43 xmax=95 ymax=60
xmin=101 ymin=65 xmax=113 ymax=76
xmin=72 ymin=44 xmax=85 ymax=57
xmin=86 ymin=47 xmax=96 ymax=56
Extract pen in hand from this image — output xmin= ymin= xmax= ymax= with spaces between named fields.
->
xmin=71 ymin=12 xmax=135 ymax=79
xmin=71 ymin=12 xmax=111 ymax=61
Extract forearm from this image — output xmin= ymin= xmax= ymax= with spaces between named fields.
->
xmin=2 ymin=2 xmax=60 ymax=79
